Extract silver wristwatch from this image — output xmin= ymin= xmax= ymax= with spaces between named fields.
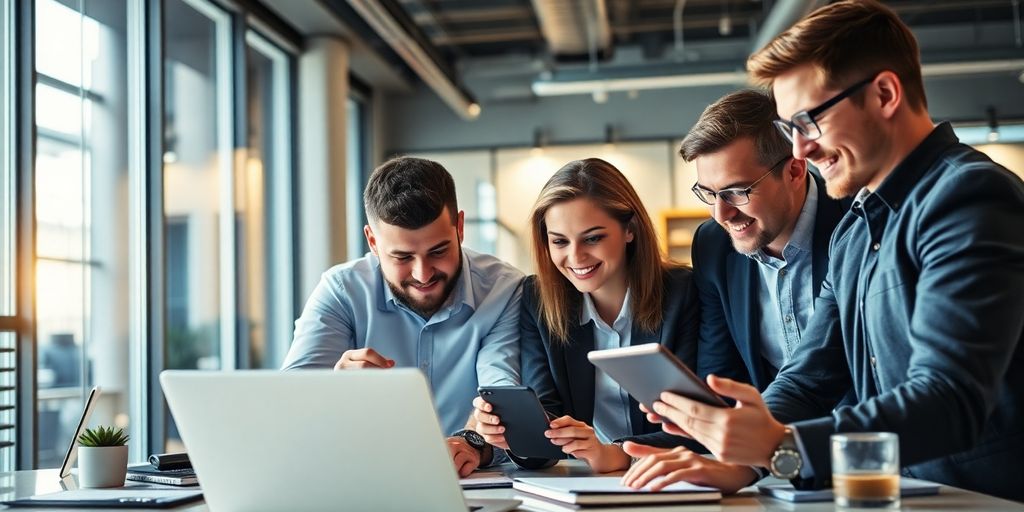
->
xmin=769 ymin=427 xmax=803 ymax=480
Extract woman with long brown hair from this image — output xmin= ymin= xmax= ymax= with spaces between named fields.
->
xmin=473 ymin=157 xmax=699 ymax=472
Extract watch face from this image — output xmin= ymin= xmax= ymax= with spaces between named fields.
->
xmin=461 ymin=430 xmax=485 ymax=449
xmin=771 ymin=450 xmax=801 ymax=478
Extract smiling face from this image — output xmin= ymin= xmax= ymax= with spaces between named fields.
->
xmin=694 ymin=137 xmax=805 ymax=256
xmin=543 ymin=197 xmax=634 ymax=302
xmin=773 ymin=64 xmax=887 ymax=199
xmin=365 ymin=206 xmax=464 ymax=318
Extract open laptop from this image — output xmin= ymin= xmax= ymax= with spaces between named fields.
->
xmin=160 ymin=369 xmax=519 ymax=512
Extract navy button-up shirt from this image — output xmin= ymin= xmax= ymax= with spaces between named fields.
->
xmin=763 ymin=123 xmax=1024 ymax=501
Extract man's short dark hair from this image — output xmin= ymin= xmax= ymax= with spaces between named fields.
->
xmin=678 ymin=89 xmax=791 ymax=170
xmin=363 ymin=156 xmax=458 ymax=229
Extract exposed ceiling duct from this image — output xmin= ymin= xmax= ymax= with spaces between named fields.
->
xmin=532 ymin=0 xmax=612 ymax=58
xmin=750 ymin=0 xmax=828 ymax=53
xmin=346 ymin=0 xmax=481 ymax=120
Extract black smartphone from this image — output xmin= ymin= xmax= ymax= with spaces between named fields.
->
xmin=477 ymin=386 xmax=564 ymax=459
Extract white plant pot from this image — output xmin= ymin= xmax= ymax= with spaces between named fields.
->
xmin=78 ymin=445 xmax=128 ymax=488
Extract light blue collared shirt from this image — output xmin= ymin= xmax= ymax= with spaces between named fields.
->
xmin=749 ymin=178 xmax=819 ymax=371
xmin=580 ymin=289 xmax=633 ymax=444
xmin=281 ymin=248 xmax=524 ymax=435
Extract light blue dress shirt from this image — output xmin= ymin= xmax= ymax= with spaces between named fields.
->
xmin=580 ymin=289 xmax=633 ymax=444
xmin=281 ymin=248 xmax=524 ymax=436
xmin=749 ymin=178 xmax=819 ymax=371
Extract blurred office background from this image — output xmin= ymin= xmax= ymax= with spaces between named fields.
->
xmin=0 ymin=0 xmax=1021 ymax=470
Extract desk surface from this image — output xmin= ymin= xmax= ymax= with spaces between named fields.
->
xmin=2 ymin=464 xmax=1022 ymax=511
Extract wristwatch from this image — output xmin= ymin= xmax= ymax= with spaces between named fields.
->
xmin=769 ymin=427 xmax=803 ymax=480
xmin=452 ymin=429 xmax=487 ymax=455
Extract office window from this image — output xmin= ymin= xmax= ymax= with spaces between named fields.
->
xmin=0 ymin=0 xmax=16 ymax=473
xmin=162 ymin=0 xmax=234 ymax=450
xmin=241 ymin=32 xmax=294 ymax=369
xmin=346 ymin=95 xmax=368 ymax=260
xmin=34 ymin=0 xmax=131 ymax=467
xmin=0 ymin=0 xmax=13 ymax=319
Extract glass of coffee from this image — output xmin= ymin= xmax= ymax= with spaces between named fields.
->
xmin=831 ymin=432 xmax=900 ymax=509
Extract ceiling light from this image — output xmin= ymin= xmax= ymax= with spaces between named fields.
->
xmin=531 ymin=59 xmax=1024 ymax=98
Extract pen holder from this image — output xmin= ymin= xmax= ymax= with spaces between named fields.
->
xmin=78 ymin=445 xmax=129 ymax=488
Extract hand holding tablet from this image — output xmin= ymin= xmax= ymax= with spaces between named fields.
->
xmin=587 ymin=343 xmax=727 ymax=412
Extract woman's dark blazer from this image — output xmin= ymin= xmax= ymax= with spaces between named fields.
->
xmin=517 ymin=266 xmax=700 ymax=462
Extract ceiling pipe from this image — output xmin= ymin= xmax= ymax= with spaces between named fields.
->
xmin=532 ymin=0 xmax=612 ymax=57
xmin=750 ymin=0 xmax=826 ymax=54
xmin=531 ymin=58 xmax=1024 ymax=97
xmin=346 ymin=0 xmax=481 ymax=120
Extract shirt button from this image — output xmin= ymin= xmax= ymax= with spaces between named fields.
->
xmin=872 ymin=242 xmax=881 ymax=251
xmin=779 ymin=269 xmax=787 ymax=277
xmin=420 ymin=361 xmax=429 ymax=370
xmin=785 ymin=315 xmax=793 ymax=323
xmin=870 ymin=356 xmax=877 ymax=366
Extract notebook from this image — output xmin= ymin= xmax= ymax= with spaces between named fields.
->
xmin=512 ymin=477 xmax=721 ymax=505
xmin=758 ymin=478 xmax=941 ymax=502
xmin=125 ymin=463 xmax=198 ymax=486
xmin=517 ymin=492 xmax=725 ymax=512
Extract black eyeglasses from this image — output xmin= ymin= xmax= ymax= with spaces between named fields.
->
xmin=773 ymin=76 xmax=874 ymax=143
xmin=691 ymin=156 xmax=792 ymax=207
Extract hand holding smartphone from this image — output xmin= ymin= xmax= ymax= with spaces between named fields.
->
xmin=477 ymin=386 xmax=564 ymax=459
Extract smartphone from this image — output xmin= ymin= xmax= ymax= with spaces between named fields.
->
xmin=477 ymin=386 xmax=564 ymax=459
xmin=588 ymin=343 xmax=728 ymax=410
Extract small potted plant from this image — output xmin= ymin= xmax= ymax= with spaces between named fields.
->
xmin=77 ymin=426 xmax=130 ymax=488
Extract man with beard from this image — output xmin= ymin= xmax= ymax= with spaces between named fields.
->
xmin=282 ymin=156 xmax=524 ymax=478
xmin=622 ymin=0 xmax=1024 ymax=501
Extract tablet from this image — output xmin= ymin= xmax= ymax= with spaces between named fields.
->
xmin=478 ymin=386 xmax=564 ymax=459
xmin=59 ymin=386 xmax=102 ymax=480
xmin=587 ymin=343 xmax=727 ymax=410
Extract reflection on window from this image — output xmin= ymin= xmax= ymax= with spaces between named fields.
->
xmin=163 ymin=0 xmax=232 ymax=451
xmin=1 ymin=0 xmax=14 ymax=320
xmin=242 ymin=33 xmax=293 ymax=369
xmin=34 ymin=0 xmax=131 ymax=468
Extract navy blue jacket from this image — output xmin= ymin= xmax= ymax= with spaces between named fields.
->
xmin=692 ymin=172 xmax=847 ymax=390
xmin=764 ymin=123 xmax=1024 ymax=501
xmin=518 ymin=266 xmax=699 ymax=462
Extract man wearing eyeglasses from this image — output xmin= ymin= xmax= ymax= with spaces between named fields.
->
xmin=618 ymin=89 xmax=848 ymax=494
xmin=625 ymin=0 xmax=1024 ymax=501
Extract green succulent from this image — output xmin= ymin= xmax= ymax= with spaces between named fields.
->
xmin=78 ymin=426 xmax=129 ymax=447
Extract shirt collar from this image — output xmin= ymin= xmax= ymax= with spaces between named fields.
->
xmin=747 ymin=176 xmax=818 ymax=264
xmin=375 ymin=249 xmax=476 ymax=315
xmin=871 ymin=122 xmax=959 ymax=212
xmin=580 ymin=287 xmax=632 ymax=328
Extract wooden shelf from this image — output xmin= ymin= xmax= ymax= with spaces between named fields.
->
xmin=659 ymin=208 xmax=711 ymax=265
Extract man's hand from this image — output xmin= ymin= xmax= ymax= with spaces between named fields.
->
xmin=651 ymin=375 xmax=786 ymax=467
xmin=545 ymin=416 xmax=630 ymax=473
xmin=620 ymin=442 xmax=758 ymax=494
xmin=333 ymin=348 xmax=395 ymax=370
xmin=446 ymin=436 xmax=481 ymax=478
xmin=639 ymin=402 xmax=690 ymax=437
xmin=471 ymin=397 xmax=509 ymax=450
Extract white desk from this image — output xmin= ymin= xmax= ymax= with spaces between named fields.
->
xmin=2 ymin=464 xmax=1022 ymax=511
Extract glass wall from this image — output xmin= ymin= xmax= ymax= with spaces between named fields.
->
xmin=34 ymin=0 xmax=131 ymax=468
xmin=0 ymin=0 xmax=16 ymax=473
xmin=162 ymin=0 xmax=233 ymax=451
xmin=241 ymin=32 xmax=293 ymax=370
